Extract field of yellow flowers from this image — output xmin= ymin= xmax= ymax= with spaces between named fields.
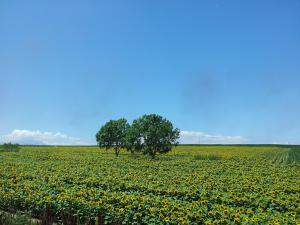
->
xmin=0 ymin=145 xmax=299 ymax=224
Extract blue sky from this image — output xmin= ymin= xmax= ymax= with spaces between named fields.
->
xmin=1 ymin=0 xmax=299 ymax=144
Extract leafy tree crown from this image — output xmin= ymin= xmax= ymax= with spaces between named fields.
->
xmin=95 ymin=118 xmax=129 ymax=156
xmin=131 ymin=114 xmax=180 ymax=158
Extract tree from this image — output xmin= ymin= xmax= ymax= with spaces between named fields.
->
xmin=125 ymin=125 xmax=143 ymax=154
xmin=130 ymin=114 xmax=180 ymax=159
xmin=0 ymin=142 xmax=21 ymax=152
xmin=95 ymin=118 xmax=129 ymax=157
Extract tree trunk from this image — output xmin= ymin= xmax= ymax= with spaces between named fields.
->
xmin=150 ymin=150 xmax=156 ymax=160
xmin=115 ymin=147 xmax=120 ymax=157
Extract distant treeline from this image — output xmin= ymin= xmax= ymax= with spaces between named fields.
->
xmin=180 ymin=144 xmax=299 ymax=147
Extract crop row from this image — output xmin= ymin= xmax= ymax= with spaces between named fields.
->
xmin=0 ymin=146 xmax=299 ymax=224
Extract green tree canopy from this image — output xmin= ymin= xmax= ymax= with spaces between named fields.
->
xmin=0 ymin=142 xmax=21 ymax=152
xmin=130 ymin=114 xmax=180 ymax=159
xmin=95 ymin=118 xmax=129 ymax=157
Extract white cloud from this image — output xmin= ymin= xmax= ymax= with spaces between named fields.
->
xmin=180 ymin=130 xmax=247 ymax=144
xmin=1 ymin=129 xmax=247 ymax=145
xmin=0 ymin=129 xmax=88 ymax=145
xmin=272 ymin=141 xmax=291 ymax=145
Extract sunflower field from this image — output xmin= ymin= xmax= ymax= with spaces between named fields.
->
xmin=0 ymin=145 xmax=299 ymax=224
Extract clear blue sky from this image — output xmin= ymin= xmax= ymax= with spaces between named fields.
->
xmin=1 ymin=0 xmax=299 ymax=144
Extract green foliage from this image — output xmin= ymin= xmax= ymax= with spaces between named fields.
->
xmin=272 ymin=146 xmax=300 ymax=165
xmin=0 ymin=142 xmax=21 ymax=152
xmin=0 ymin=211 xmax=35 ymax=225
xmin=124 ymin=125 xmax=143 ymax=154
xmin=128 ymin=114 xmax=180 ymax=159
xmin=96 ymin=118 xmax=129 ymax=156
xmin=96 ymin=114 xmax=180 ymax=159
xmin=0 ymin=146 xmax=300 ymax=225
xmin=0 ymin=145 xmax=299 ymax=224
xmin=193 ymin=155 xmax=221 ymax=160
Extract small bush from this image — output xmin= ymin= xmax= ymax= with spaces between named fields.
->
xmin=0 ymin=142 xmax=21 ymax=152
